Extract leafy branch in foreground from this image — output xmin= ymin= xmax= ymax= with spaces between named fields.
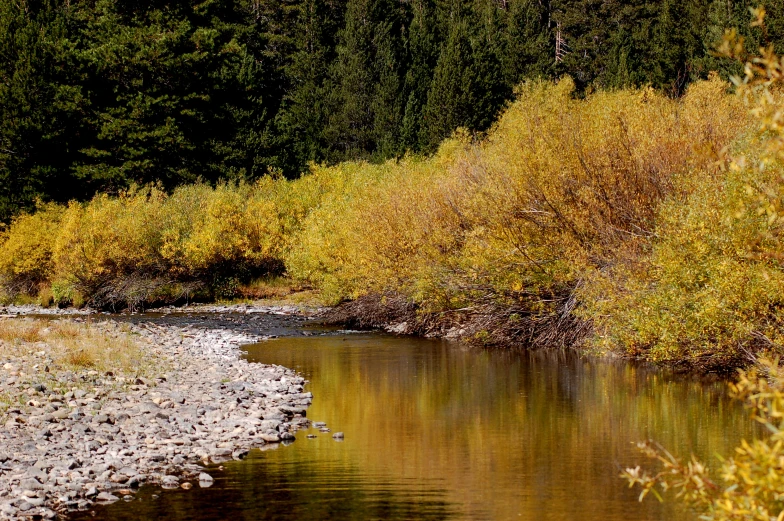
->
xmin=623 ymin=359 xmax=784 ymax=520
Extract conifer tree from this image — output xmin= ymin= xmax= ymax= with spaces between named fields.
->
xmin=421 ymin=20 xmax=480 ymax=149
xmin=324 ymin=0 xmax=406 ymax=160
xmin=0 ymin=0 xmax=83 ymax=221
xmin=500 ymin=0 xmax=553 ymax=85
xmin=400 ymin=0 xmax=438 ymax=152
xmin=372 ymin=20 xmax=404 ymax=158
xmin=277 ymin=0 xmax=344 ymax=173
xmin=421 ymin=11 xmax=507 ymax=150
xmin=324 ymin=0 xmax=377 ymax=158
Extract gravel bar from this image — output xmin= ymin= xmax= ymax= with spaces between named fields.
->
xmin=0 ymin=318 xmax=312 ymax=519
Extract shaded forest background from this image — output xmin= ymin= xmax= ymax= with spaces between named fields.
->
xmin=2 ymin=0 xmax=783 ymax=222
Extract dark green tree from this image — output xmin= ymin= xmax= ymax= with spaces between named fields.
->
xmin=400 ymin=0 xmax=438 ymax=152
xmin=500 ymin=0 xmax=553 ymax=86
xmin=276 ymin=0 xmax=345 ymax=173
xmin=323 ymin=0 xmax=407 ymax=160
xmin=0 ymin=0 xmax=87 ymax=222
xmin=421 ymin=13 xmax=507 ymax=150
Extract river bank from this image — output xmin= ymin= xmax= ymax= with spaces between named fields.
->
xmin=0 ymin=309 xmax=314 ymax=520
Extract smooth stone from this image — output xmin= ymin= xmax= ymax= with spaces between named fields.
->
xmin=260 ymin=432 xmax=280 ymax=443
xmin=160 ymin=475 xmax=179 ymax=489
xmin=96 ymin=492 xmax=119 ymax=502
xmin=24 ymin=497 xmax=45 ymax=507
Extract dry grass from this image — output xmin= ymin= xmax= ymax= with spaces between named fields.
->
xmin=237 ymin=276 xmax=306 ymax=300
xmin=0 ymin=318 xmax=147 ymax=374
xmin=0 ymin=319 xmax=45 ymax=344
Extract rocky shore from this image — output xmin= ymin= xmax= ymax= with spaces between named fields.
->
xmin=0 ymin=316 xmax=313 ymax=520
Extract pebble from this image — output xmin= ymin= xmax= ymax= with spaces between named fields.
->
xmin=0 ymin=310 xmax=313 ymax=519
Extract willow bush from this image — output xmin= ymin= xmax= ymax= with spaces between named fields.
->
xmin=620 ymin=13 xmax=784 ymax=519
xmin=582 ymin=11 xmax=784 ymax=369
xmin=624 ymin=359 xmax=784 ymax=520
xmin=288 ymin=75 xmax=749 ymax=348
xmin=0 ymin=179 xmax=331 ymax=307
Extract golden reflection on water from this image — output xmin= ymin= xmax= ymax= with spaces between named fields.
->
xmin=80 ymin=333 xmax=756 ymax=521
xmin=241 ymin=334 xmax=755 ymax=521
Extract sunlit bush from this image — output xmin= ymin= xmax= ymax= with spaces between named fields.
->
xmin=0 ymin=179 xmax=328 ymax=307
xmin=288 ymin=76 xmax=748 ymax=329
xmin=0 ymin=204 xmax=63 ymax=298
xmin=583 ymin=12 xmax=784 ymax=368
xmin=622 ymin=13 xmax=784 ymax=518
xmin=581 ymin=149 xmax=784 ymax=367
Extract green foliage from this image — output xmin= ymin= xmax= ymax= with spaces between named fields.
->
xmin=7 ymin=0 xmax=784 ymax=221
xmin=0 ymin=0 xmax=86 ymax=222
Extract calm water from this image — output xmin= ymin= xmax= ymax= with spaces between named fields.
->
xmin=80 ymin=332 xmax=757 ymax=521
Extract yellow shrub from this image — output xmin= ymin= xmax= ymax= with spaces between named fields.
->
xmin=582 ymin=29 xmax=784 ymax=367
xmin=582 ymin=150 xmax=784 ymax=366
xmin=52 ymin=188 xmax=167 ymax=293
xmin=0 ymin=204 xmax=64 ymax=295
xmin=161 ymin=183 xmax=276 ymax=273
xmin=0 ymin=174 xmax=341 ymax=306
xmin=624 ymin=359 xmax=784 ymax=520
xmin=288 ymin=76 xmax=749 ymax=319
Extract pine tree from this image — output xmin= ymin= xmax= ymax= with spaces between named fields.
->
xmin=323 ymin=0 xmax=377 ymax=159
xmin=420 ymin=9 xmax=508 ymax=151
xmin=421 ymin=20 xmax=474 ymax=149
xmin=0 ymin=0 xmax=84 ymax=222
xmin=276 ymin=0 xmax=345 ymax=174
xmin=324 ymin=0 xmax=407 ymax=160
xmin=400 ymin=0 xmax=438 ymax=152
xmin=500 ymin=0 xmax=553 ymax=85
xmin=372 ymin=20 xmax=404 ymax=158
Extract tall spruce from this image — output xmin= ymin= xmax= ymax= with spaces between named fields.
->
xmin=324 ymin=0 xmax=406 ymax=160
xmin=400 ymin=0 xmax=437 ymax=152
xmin=421 ymin=8 xmax=507 ymax=150
xmin=276 ymin=0 xmax=344 ymax=173
xmin=500 ymin=0 xmax=553 ymax=85
xmin=0 ymin=0 xmax=83 ymax=221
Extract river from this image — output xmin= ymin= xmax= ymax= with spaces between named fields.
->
xmin=74 ymin=317 xmax=757 ymax=520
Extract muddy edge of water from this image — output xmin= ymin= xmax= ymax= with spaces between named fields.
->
xmin=0 ymin=305 xmax=318 ymax=520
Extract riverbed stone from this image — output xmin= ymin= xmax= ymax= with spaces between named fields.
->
xmin=96 ymin=492 xmax=119 ymax=502
xmin=160 ymin=475 xmax=179 ymax=489
xmin=0 ymin=307 xmax=312 ymax=520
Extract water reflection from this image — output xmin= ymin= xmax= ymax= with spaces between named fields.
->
xmin=82 ymin=334 xmax=757 ymax=520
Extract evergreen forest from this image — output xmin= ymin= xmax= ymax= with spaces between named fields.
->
xmin=3 ymin=0 xmax=784 ymax=222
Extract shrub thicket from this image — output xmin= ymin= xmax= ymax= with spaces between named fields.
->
xmin=289 ymin=75 xmax=750 ymax=352
xmin=0 ymin=180 xmax=330 ymax=308
xmin=624 ymin=359 xmax=784 ymax=520
xmin=581 ymin=13 xmax=784 ymax=369
xmin=0 ymin=73 xmax=777 ymax=370
xmin=622 ymin=16 xmax=784 ymax=519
